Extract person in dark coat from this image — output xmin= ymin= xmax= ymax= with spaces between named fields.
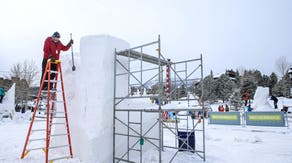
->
xmin=270 ymin=95 xmax=278 ymax=109
xmin=225 ymin=104 xmax=230 ymax=112
xmin=21 ymin=106 xmax=25 ymax=113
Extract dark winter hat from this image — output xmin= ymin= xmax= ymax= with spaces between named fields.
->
xmin=52 ymin=32 xmax=60 ymax=38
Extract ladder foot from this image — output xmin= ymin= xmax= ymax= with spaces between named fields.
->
xmin=22 ymin=150 xmax=30 ymax=158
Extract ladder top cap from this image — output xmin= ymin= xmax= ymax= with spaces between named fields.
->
xmin=47 ymin=59 xmax=61 ymax=64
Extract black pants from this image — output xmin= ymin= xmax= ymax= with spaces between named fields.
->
xmin=274 ymin=102 xmax=278 ymax=109
xmin=0 ymin=95 xmax=3 ymax=103
xmin=40 ymin=59 xmax=57 ymax=89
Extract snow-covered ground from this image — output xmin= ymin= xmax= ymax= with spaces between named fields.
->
xmin=1 ymin=110 xmax=292 ymax=163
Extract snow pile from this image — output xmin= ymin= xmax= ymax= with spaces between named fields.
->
xmin=252 ymin=87 xmax=273 ymax=111
xmin=0 ymin=83 xmax=15 ymax=119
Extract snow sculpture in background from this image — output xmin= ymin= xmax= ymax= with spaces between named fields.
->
xmin=252 ymin=87 xmax=273 ymax=111
xmin=0 ymin=84 xmax=15 ymax=119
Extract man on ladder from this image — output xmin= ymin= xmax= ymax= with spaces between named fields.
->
xmin=21 ymin=32 xmax=74 ymax=163
xmin=41 ymin=31 xmax=73 ymax=90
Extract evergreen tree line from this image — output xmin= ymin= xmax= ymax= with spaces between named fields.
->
xmin=194 ymin=69 xmax=292 ymax=107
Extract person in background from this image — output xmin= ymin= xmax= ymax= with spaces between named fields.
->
xmin=242 ymin=91 xmax=249 ymax=106
xmin=218 ymin=105 xmax=224 ymax=112
xmin=247 ymin=104 xmax=252 ymax=112
xmin=225 ymin=104 xmax=230 ymax=112
xmin=270 ymin=95 xmax=278 ymax=109
xmin=281 ymin=106 xmax=288 ymax=113
xmin=0 ymin=87 xmax=5 ymax=103
xmin=41 ymin=31 xmax=73 ymax=89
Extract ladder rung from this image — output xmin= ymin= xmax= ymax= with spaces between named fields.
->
xmin=43 ymin=80 xmax=60 ymax=83
xmin=52 ymin=116 xmax=66 ymax=118
xmin=49 ymin=144 xmax=69 ymax=149
xmin=39 ymin=111 xmax=65 ymax=114
xmin=34 ymin=119 xmax=46 ymax=122
xmin=27 ymin=147 xmax=45 ymax=151
xmin=42 ymin=90 xmax=61 ymax=93
xmin=48 ymin=155 xmax=71 ymax=162
xmin=27 ymin=144 xmax=69 ymax=151
xmin=51 ymin=122 xmax=65 ymax=125
xmin=29 ymin=138 xmax=46 ymax=142
xmin=51 ymin=133 xmax=68 ymax=137
xmin=48 ymin=70 xmax=58 ymax=74
xmin=40 ymin=96 xmax=55 ymax=99
xmin=50 ymin=100 xmax=64 ymax=103
xmin=35 ymin=116 xmax=46 ymax=119
xmin=40 ymin=99 xmax=63 ymax=103
xmin=42 ymin=89 xmax=57 ymax=92
xmin=32 ymin=129 xmax=46 ymax=132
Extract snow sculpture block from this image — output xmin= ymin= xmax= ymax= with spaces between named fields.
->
xmin=66 ymin=35 xmax=129 ymax=162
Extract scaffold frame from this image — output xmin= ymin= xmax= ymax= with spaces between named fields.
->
xmin=113 ymin=35 xmax=205 ymax=163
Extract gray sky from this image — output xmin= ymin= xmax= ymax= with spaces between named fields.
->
xmin=0 ymin=0 xmax=291 ymax=78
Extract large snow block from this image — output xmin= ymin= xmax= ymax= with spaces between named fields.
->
xmin=64 ymin=35 xmax=129 ymax=163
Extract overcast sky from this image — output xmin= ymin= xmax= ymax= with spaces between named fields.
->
xmin=0 ymin=0 xmax=291 ymax=78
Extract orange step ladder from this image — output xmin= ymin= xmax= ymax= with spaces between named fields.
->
xmin=21 ymin=59 xmax=73 ymax=163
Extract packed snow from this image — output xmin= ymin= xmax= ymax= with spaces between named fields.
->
xmin=0 ymin=83 xmax=15 ymax=120
xmin=1 ymin=108 xmax=292 ymax=162
xmin=1 ymin=35 xmax=292 ymax=163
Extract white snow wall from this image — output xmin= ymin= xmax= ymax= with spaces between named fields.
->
xmin=61 ymin=35 xmax=129 ymax=162
xmin=252 ymin=86 xmax=273 ymax=111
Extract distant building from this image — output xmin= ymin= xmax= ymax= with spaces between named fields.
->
xmin=213 ymin=70 xmax=237 ymax=81
xmin=0 ymin=77 xmax=29 ymax=104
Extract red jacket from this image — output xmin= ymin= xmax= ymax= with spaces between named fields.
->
xmin=243 ymin=92 xmax=249 ymax=101
xmin=43 ymin=37 xmax=71 ymax=59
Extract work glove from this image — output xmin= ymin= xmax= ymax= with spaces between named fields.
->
xmin=49 ymin=55 xmax=56 ymax=62
xmin=68 ymin=39 xmax=74 ymax=46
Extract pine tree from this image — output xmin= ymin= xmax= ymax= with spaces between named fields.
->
xmin=260 ymin=74 xmax=270 ymax=87
xmin=269 ymin=72 xmax=278 ymax=89
xmin=272 ymin=73 xmax=291 ymax=97
xmin=230 ymin=89 xmax=242 ymax=111
xmin=215 ymin=74 xmax=235 ymax=102
xmin=195 ymin=75 xmax=216 ymax=103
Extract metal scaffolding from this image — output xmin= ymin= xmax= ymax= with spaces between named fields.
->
xmin=113 ymin=35 xmax=205 ymax=163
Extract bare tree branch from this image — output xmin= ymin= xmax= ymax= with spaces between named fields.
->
xmin=22 ymin=60 xmax=38 ymax=86
xmin=10 ymin=60 xmax=39 ymax=87
xmin=10 ymin=63 xmax=22 ymax=79
xmin=275 ymin=56 xmax=290 ymax=78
